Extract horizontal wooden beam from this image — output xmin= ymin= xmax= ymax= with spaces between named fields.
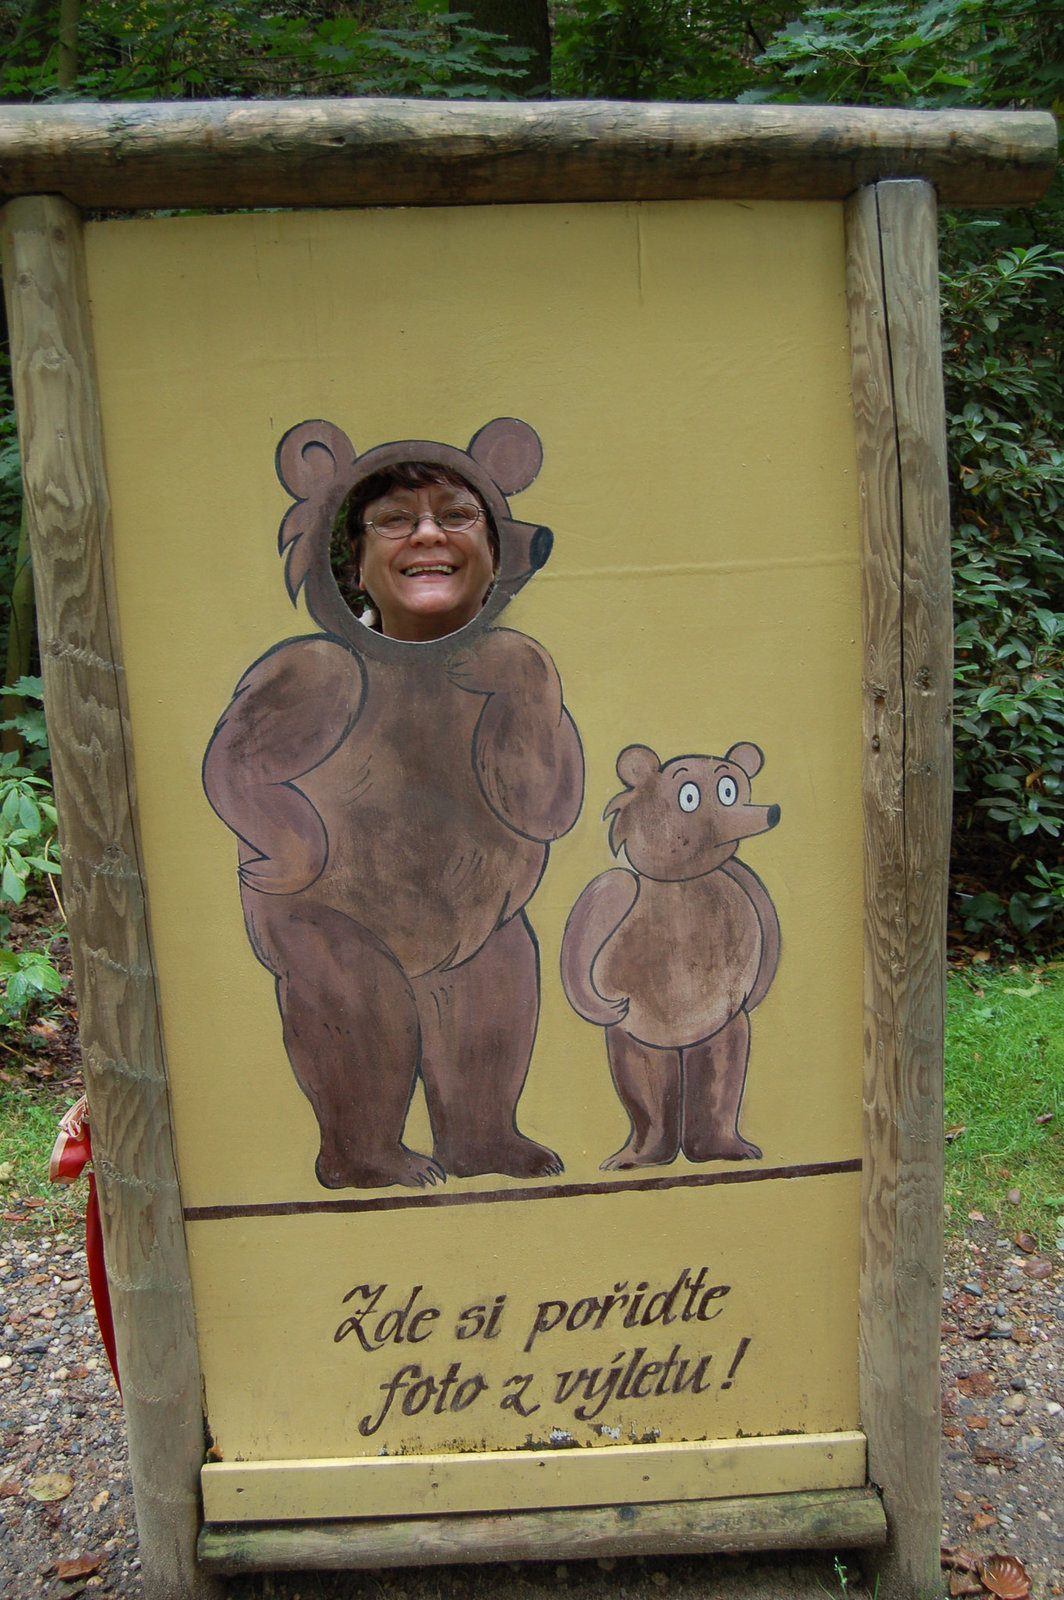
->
xmin=198 ymin=1486 xmax=888 ymax=1572
xmin=0 ymin=100 xmax=1055 ymax=211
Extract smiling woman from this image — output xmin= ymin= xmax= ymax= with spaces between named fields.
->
xmin=345 ymin=463 xmax=500 ymax=642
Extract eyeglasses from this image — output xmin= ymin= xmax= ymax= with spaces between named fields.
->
xmin=364 ymin=505 xmax=484 ymax=540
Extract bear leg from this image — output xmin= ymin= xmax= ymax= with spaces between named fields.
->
xmin=416 ymin=913 xmax=562 ymax=1179
xmin=681 ymin=1011 xmax=762 ymax=1162
xmin=601 ymin=1031 xmax=681 ymax=1171
xmin=248 ymin=896 xmax=442 ymax=1190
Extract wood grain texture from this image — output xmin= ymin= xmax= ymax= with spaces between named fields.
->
xmin=847 ymin=180 xmax=950 ymax=1599
xmin=0 ymin=195 xmax=220 ymax=1600
xmin=198 ymin=1487 xmax=888 ymax=1572
xmin=0 ymin=101 xmax=1055 ymax=211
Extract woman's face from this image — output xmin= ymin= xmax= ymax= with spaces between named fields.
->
xmin=356 ymin=479 xmax=496 ymax=642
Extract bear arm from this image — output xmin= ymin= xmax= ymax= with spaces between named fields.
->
xmin=719 ymin=859 xmax=781 ymax=1010
xmin=456 ymin=633 xmax=584 ymax=840
xmin=560 ymin=870 xmax=637 ymax=1026
xmin=203 ymin=638 xmax=366 ymax=896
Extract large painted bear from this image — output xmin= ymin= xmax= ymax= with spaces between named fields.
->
xmin=203 ymin=418 xmax=584 ymax=1190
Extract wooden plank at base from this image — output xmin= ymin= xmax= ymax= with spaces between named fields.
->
xmin=198 ymin=1486 xmax=887 ymax=1572
xmin=201 ymin=1433 xmax=866 ymax=1523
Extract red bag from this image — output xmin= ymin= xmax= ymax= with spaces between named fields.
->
xmin=49 ymin=1097 xmax=120 ymax=1393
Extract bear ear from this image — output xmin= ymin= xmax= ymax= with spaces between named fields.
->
xmin=725 ymin=743 xmax=764 ymax=779
xmin=616 ymin=745 xmax=660 ymax=788
xmin=276 ymin=420 xmax=357 ymax=501
xmin=468 ymin=418 xmax=543 ymax=495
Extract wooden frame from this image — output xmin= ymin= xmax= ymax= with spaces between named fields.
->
xmin=0 ymin=99 xmax=1055 ymax=1600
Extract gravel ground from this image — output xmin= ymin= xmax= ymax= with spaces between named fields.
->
xmin=0 ymin=1212 xmax=1061 ymax=1600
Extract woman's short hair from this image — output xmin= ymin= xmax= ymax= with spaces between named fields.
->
xmin=344 ymin=463 xmax=500 ymax=569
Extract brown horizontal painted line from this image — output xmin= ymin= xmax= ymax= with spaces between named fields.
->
xmin=0 ymin=102 xmax=1056 ymax=210
xmin=184 ymin=1158 xmax=862 ymax=1222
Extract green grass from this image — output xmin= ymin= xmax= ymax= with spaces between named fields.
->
xmin=0 ymin=1079 xmax=85 ymax=1231
xmin=945 ymin=959 xmax=1064 ymax=1243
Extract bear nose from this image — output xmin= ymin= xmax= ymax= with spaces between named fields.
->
xmin=529 ymin=526 xmax=553 ymax=570
xmin=767 ymin=805 xmax=781 ymax=828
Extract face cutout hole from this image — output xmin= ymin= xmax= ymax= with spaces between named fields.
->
xmin=335 ymin=462 xmax=500 ymax=642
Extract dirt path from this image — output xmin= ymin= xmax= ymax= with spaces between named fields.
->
xmin=0 ymin=1211 xmax=1061 ymax=1600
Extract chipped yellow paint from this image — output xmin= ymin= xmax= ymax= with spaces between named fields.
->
xmin=202 ymin=1432 xmax=867 ymax=1522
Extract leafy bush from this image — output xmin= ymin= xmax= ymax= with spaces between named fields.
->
xmin=944 ymin=239 xmax=1064 ymax=942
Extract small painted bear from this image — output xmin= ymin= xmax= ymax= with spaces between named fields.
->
xmin=560 ymin=743 xmax=780 ymax=1170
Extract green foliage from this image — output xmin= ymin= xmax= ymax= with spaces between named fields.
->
xmin=0 ymin=0 xmax=530 ymax=103
xmin=0 ymin=944 xmax=64 ymax=1023
xmin=945 ymin=962 xmax=1064 ymax=1239
xmin=945 ymin=242 xmax=1064 ymax=941
xmin=739 ymin=0 xmax=1064 ymax=110
xmin=553 ymin=0 xmax=790 ymax=101
xmin=0 ymin=750 xmax=60 ymax=913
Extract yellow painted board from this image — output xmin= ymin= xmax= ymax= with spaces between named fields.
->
xmin=84 ymin=198 xmax=863 ymax=1474
xmin=202 ymin=1432 xmax=866 ymax=1522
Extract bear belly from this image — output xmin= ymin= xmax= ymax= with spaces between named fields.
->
xmin=593 ymin=874 xmax=762 ymax=1049
xmin=295 ymin=684 xmax=545 ymax=977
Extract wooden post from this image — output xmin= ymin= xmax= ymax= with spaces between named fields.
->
xmin=847 ymin=179 xmax=952 ymax=1598
xmin=0 ymin=194 xmax=222 ymax=1600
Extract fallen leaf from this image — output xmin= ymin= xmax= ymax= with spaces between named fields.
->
xmin=1 ymin=1212 xmax=28 ymax=1223
xmin=958 ymin=1374 xmax=995 ymax=1397
xmin=981 ymin=1552 xmax=1031 ymax=1598
xmin=1011 ymin=1327 xmax=1033 ymax=1344
xmin=968 ymin=1210 xmax=986 ymax=1220
xmin=966 ymin=1415 xmax=989 ymax=1431
xmin=941 ymin=1546 xmax=980 ymax=1572
xmin=1014 ymin=1231 xmax=1038 ymax=1253
xmin=1035 ymin=1112 xmax=1054 ymax=1124
xmin=1006 ymin=1188 xmax=1022 ymax=1205
xmin=0 ymin=1481 xmax=20 ymax=1498
xmin=949 ymin=1574 xmax=984 ymax=1597
xmin=56 ymin=1556 xmax=104 ymax=1580
xmin=28 ymin=1473 xmax=73 ymax=1503
xmin=972 ymin=1451 xmax=1018 ymax=1470
xmin=1003 ymin=984 xmax=1041 ymax=997
xmin=89 ymin=1491 xmax=109 ymax=1513
xmin=1023 ymin=1258 xmax=1053 ymax=1280
xmin=943 ymin=1423 xmax=965 ymax=1439
xmin=0 ymin=1160 xmax=13 ymax=1181
xmin=946 ymin=1125 xmax=967 ymax=1143
xmin=22 ymin=1198 xmax=45 ymax=1210
xmin=970 ymin=1511 xmax=997 ymax=1530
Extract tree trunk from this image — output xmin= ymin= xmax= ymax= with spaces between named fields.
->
xmin=464 ymin=0 xmax=551 ymax=98
xmin=57 ymin=0 xmax=78 ymax=91
xmin=1 ymin=504 xmax=34 ymax=758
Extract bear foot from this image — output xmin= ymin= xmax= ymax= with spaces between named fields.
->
xmin=600 ymin=1135 xmax=679 ymax=1172
xmin=437 ymin=1134 xmax=563 ymax=1180
xmin=682 ymin=1134 xmax=762 ymax=1163
xmin=315 ymin=1145 xmax=445 ymax=1191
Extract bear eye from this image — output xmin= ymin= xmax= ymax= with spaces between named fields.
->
xmin=678 ymin=782 xmax=701 ymax=813
xmin=717 ymin=776 xmax=738 ymax=807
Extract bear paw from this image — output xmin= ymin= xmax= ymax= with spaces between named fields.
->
xmin=315 ymin=1145 xmax=446 ymax=1191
